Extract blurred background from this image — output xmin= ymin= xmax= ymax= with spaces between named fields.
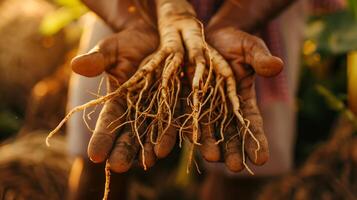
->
xmin=0 ymin=0 xmax=356 ymax=199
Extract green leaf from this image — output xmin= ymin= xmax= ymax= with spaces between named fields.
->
xmin=347 ymin=0 xmax=357 ymax=20
xmin=316 ymin=84 xmax=357 ymax=128
xmin=0 ymin=110 xmax=21 ymax=136
xmin=306 ymin=11 xmax=357 ymax=54
xmin=315 ymin=85 xmax=344 ymax=111
xmin=39 ymin=5 xmax=87 ymax=36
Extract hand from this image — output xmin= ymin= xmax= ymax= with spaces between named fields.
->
xmin=71 ymin=12 xmax=160 ymax=172
xmin=206 ymin=27 xmax=283 ymax=172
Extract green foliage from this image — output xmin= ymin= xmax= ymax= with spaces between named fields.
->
xmin=316 ymin=84 xmax=357 ymax=127
xmin=315 ymin=85 xmax=345 ymax=111
xmin=39 ymin=0 xmax=87 ymax=36
xmin=306 ymin=11 xmax=357 ymax=54
xmin=295 ymin=54 xmax=347 ymax=165
xmin=347 ymin=0 xmax=357 ymax=19
xmin=0 ymin=110 xmax=21 ymax=141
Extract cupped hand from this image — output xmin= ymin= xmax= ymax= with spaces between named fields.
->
xmin=205 ymin=27 xmax=283 ymax=172
xmin=71 ymin=17 xmax=160 ymax=173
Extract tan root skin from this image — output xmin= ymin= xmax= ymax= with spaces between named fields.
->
xmin=47 ymin=0 xmax=263 ymax=177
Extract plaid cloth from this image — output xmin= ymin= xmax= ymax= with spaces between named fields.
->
xmin=310 ymin=0 xmax=346 ymax=15
xmin=188 ymin=0 xmax=346 ymax=175
xmin=189 ymin=0 xmax=346 ymax=108
xmin=257 ymin=20 xmax=290 ymax=107
xmin=190 ymin=0 xmax=290 ymax=107
xmin=190 ymin=0 xmax=295 ymax=175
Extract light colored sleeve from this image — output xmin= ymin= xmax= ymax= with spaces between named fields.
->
xmin=67 ymin=13 xmax=113 ymax=158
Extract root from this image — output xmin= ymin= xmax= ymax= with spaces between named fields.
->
xmin=193 ymin=158 xmax=202 ymax=174
xmin=83 ymin=108 xmax=94 ymax=132
xmin=103 ymin=160 xmax=111 ymax=200
xmin=216 ymin=84 xmax=228 ymax=144
xmin=46 ymin=89 xmax=122 ymax=146
xmin=134 ymin=78 xmax=150 ymax=170
xmin=209 ymin=46 xmax=261 ymax=164
xmin=241 ymin=126 xmax=254 ymax=175
xmin=186 ymin=139 xmax=195 ymax=174
xmin=47 ymin=0 xmax=264 ymax=179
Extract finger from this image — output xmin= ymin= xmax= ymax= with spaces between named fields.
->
xmin=71 ymin=34 xmax=119 ymax=77
xmin=154 ymin=125 xmax=177 ymax=158
xmin=108 ymin=59 xmax=138 ymax=86
xmin=181 ymin=20 xmax=205 ymax=65
xmin=139 ymin=130 xmax=157 ymax=169
xmin=178 ymin=98 xmax=199 ymax=145
xmin=108 ymin=129 xmax=140 ymax=173
xmin=223 ymin=123 xmax=244 ymax=172
xmin=155 ymin=61 xmax=180 ymax=159
xmin=87 ymin=98 xmax=127 ymax=163
xmin=199 ymin=120 xmax=220 ymax=162
xmin=234 ymin=67 xmax=269 ymax=166
xmin=242 ymin=34 xmax=284 ymax=77
xmin=210 ymin=28 xmax=283 ymax=77
xmin=184 ymin=63 xmax=220 ymax=161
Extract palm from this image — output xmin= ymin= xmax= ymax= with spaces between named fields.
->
xmin=207 ymin=27 xmax=283 ymax=171
xmin=71 ymin=22 xmax=160 ymax=172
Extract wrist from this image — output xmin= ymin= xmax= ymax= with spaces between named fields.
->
xmin=83 ymin=0 xmax=156 ymax=31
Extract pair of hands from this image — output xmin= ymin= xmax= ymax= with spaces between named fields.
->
xmin=72 ymin=0 xmax=283 ymax=172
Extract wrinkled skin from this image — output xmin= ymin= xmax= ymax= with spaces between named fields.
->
xmin=206 ymin=27 xmax=283 ymax=171
xmin=72 ymin=1 xmax=160 ymax=172
xmin=73 ymin=0 xmax=283 ymax=173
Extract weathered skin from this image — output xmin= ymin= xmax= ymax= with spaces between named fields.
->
xmin=72 ymin=0 xmax=159 ymax=173
xmin=207 ymin=27 xmax=283 ymax=170
xmin=72 ymin=0 xmax=285 ymax=173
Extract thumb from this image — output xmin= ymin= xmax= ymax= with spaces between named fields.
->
xmin=71 ymin=35 xmax=118 ymax=77
xmin=244 ymin=35 xmax=284 ymax=77
xmin=251 ymin=52 xmax=284 ymax=78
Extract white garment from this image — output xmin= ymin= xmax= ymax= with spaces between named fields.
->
xmin=67 ymin=13 xmax=112 ymax=157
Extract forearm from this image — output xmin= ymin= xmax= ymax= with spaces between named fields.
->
xmin=207 ymin=0 xmax=296 ymax=33
xmin=81 ymin=0 xmax=156 ymax=30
